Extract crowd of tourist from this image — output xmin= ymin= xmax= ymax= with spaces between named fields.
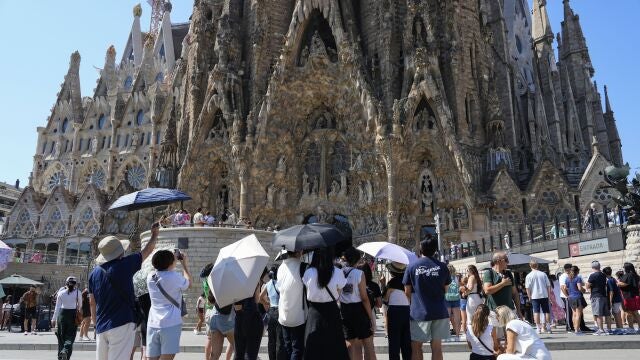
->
xmin=6 ymin=218 xmax=635 ymax=360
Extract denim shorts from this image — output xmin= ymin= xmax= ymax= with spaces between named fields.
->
xmin=460 ymin=298 xmax=468 ymax=311
xmin=445 ymin=300 xmax=460 ymax=308
xmin=208 ymin=311 xmax=235 ymax=335
xmin=147 ymin=324 xmax=182 ymax=357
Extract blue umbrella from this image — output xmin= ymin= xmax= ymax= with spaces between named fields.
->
xmin=108 ymin=188 xmax=192 ymax=212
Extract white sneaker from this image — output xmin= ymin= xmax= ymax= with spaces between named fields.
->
xmin=84 ymin=336 xmax=92 ymax=341
xmin=31 ymin=332 xmax=37 ymax=335
xmin=23 ymin=332 xmax=28 ymax=335
xmin=193 ymin=329 xmax=199 ymax=335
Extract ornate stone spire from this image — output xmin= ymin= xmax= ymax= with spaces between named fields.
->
xmin=532 ymin=0 xmax=554 ymax=44
xmin=154 ymin=97 xmax=178 ymax=188
xmin=604 ymin=85 xmax=613 ymax=114
xmin=67 ymin=51 xmax=84 ymax=125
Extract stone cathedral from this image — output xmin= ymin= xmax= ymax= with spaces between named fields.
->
xmin=2 ymin=0 xmax=625 ymax=260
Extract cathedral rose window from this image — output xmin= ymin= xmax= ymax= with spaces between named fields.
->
xmin=126 ymin=164 xmax=146 ymax=190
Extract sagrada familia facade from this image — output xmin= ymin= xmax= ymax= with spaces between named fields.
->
xmin=2 ymin=0 xmax=624 ymax=262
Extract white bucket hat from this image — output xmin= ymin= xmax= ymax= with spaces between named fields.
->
xmin=96 ymin=236 xmax=130 ymax=264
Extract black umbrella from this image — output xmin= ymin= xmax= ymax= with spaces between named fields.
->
xmin=272 ymin=224 xmax=347 ymax=251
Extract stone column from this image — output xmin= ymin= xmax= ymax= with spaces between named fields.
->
xmin=58 ymin=238 xmax=66 ymax=265
xmin=623 ymin=224 xmax=640 ymax=267
xmin=238 ymin=166 xmax=248 ymax=221
xmin=378 ymin=139 xmax=398 ymax=243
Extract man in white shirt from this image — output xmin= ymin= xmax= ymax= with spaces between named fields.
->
xmin=276 ymin=251 xmax=307 ymax=360
xmin=193 ymin=208 xmax=205 ymax=227
xmin=525 ymin=260 xmax=551 ymax=333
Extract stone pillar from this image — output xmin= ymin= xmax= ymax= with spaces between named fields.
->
xmin=132 ymin=5 xmax=143 ymax=66
xmin=238 ymin=167 xmax=248 ymax=221
xmin=623 ymin=224 xmax=640 ymax=267
xmin=378 ymin=140 xmax=397 ymax=243
xmin=161 ymin=2 xmax=175 ymax=69
xmin=58 ymin=239 xmax=66 ymax=265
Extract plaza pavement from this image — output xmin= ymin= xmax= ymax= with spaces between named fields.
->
xmin=0 ymin=349 xmax=636 ymax=360
xmin=1 ymin=321 xmax=639 ymax=355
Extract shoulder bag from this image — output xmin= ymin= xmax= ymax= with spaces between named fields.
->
xmin=151 ymin=273 xmax=188 ymax=317
xmin=97 ymin=266 xmax=145 ymax=326
xmin=74 ymin=290 xmax=83 ymax=326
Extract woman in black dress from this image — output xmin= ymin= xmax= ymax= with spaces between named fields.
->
xmin=78 ymin=289 xmax=91 ymax=341
xmin=301 ymin=247 xmax=349 ymax=360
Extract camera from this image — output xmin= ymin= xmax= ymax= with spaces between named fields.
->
xmin=174 ymin=248 xmax=184 ymax=261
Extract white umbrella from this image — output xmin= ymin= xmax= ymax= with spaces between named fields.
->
xmin=208 ymin=234 xmax=269 ymax=307
xmin=0 ymin=240 xmax=12 ymax=272
xmin=357 ymin=241 xmax=418 ymax=265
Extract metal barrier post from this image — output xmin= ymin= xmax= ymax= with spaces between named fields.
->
xmin=508 ymin=231 xmax=513 ymax=248
xmin=481 ymin=238 xmax=486 ymax=254
xmin=518 ymin=227 xmax=523 ymax=246
xmin=541 ymin=220 xmax=546 ymax=241
xmin=529 ymin=222 xmax=534 ymax=243
xmin=577 ymin=212 xmax=583 ymax=233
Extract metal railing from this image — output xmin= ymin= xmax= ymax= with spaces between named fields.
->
xmin=447 ymin=206 xmax=628 ymax=261
xmin=7 ymin=250 xmax=91 ymax=266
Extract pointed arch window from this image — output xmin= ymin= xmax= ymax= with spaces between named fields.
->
xmin=124 ymin=76 xmax=133 ymax=90
xmin=98 ymin=114 xmax=106 ymax=129
xmin=136 ymin=110 xmax=145 ymax=126
xmin=61 ymin=118 xmax=69 ymax=133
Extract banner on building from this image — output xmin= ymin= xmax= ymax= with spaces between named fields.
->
xmin=569 ymin=238 xmax=609 ymax=257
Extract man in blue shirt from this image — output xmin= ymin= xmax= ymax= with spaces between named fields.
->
xmin=403 ymin=236 xmax=450 ymax=360
xmin=89 ymin=223 xmax=159 ymax=360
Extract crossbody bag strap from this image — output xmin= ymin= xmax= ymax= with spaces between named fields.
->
xmin=476 ymin=335 xmax=495 ymax=355
xmin=325 ymin=286 xmax=337 ymax=302
xmin=152 ymin=273 xmax=181 ymax=309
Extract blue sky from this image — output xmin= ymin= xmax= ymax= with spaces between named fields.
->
xmin=0 ymin=1 xmax=638 ymax=188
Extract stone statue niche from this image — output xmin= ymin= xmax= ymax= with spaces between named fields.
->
xmin=303 ymin=143 xmax=321 ymax=198
xmin=414 ymin=98 xmax=436 ymax=131
xmin=208 ymin=109 xmax=228 ymax=141
xmin=412 ymin=16 xmax=429 ymax=48
xmin=297 ymin=9 xmax=338 ymax=66
xmin=419 ymin=167 xmax=435 ymax=215
xmin=329 ymin=141 xmax=349 ymax=197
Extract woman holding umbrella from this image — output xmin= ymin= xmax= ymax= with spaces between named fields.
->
xmin=301 ymin=247 xmax=349 ymax=360
xmin=52 ymin=276 xmax=82 ymax=360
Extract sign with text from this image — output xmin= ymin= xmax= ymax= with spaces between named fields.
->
xmin=569 ymin=238 xmax=609 ymax=257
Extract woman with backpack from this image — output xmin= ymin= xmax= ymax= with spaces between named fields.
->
xmin=233 ymin=268 xmax=267 ymax=360
xmin=301 ymin=246 xmax=349 ymax=360
xmin=338 ymin=247 xmax=377 ymax=360
xmin=446 ymin=264 xmax=462 ymax=340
